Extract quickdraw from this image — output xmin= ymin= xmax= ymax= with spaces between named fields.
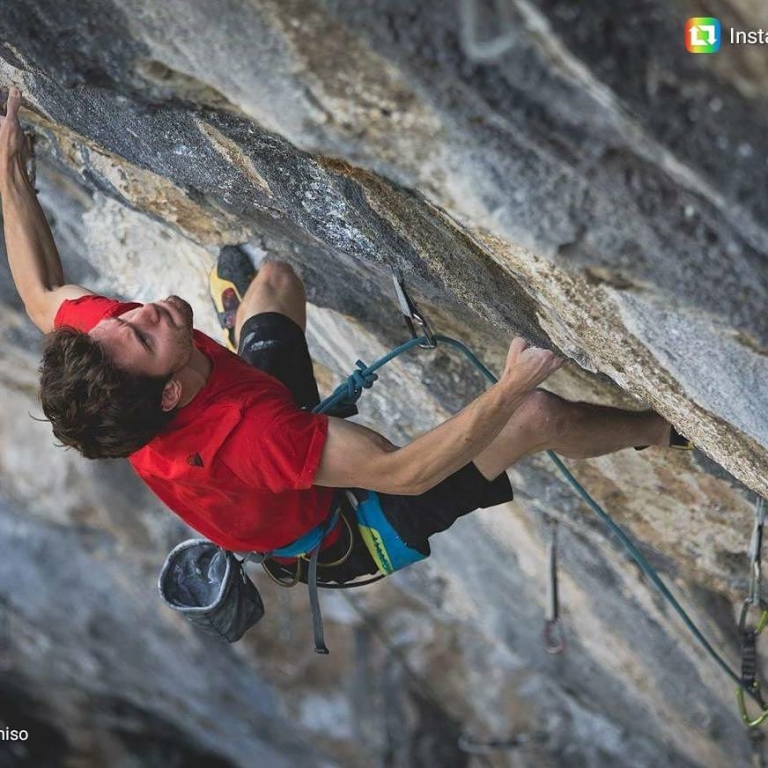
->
xmin=390 ymin=266 xmax=437 ymax=349
xmin=543 ymin=518 xmax=565 ymax=655
xmin=739 ymin=497 xmax=768 ymax=727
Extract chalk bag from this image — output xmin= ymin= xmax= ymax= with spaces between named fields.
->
xmin=158 ymin=539 xmax=264 ymax=643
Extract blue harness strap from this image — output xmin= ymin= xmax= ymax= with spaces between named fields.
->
xmin=260 ymin=492 xmax=426 ymax=653
xmin=260 ymin=502 xmax=343 ymax=654
xmin=270 ymin=509 xmax=340 ymax=559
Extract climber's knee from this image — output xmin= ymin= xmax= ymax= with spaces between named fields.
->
xmin=511 ymin=389 xmax=569 ymax=454
xmin=235 ymin=260 xmax=307 ymax=339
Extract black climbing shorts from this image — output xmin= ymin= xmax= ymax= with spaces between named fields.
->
xmin=238 ymin=311 xmax=321 ymax=410
xmin=373 ymin=460 xmax=514 ymax=558
xmin=237 ymin=311 xmax=515 ymax=583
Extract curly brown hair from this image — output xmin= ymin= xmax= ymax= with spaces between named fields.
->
xmin=38 ymin=326 xmax=177 ymax=459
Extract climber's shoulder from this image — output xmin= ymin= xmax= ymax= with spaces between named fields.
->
xmin=27 ymin=284 xmax=96 ymax=334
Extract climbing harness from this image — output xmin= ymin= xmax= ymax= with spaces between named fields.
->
xmin=739 ymin=497 xmax=768 ymax=727
xmin=242 ymin=500 xmax=352 ymax=654
xmin=543 ymin=518 xmax=565 ymax=655
xmin=244 ymin=487 xmax=425 ymax=654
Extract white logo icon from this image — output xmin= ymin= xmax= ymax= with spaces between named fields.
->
xmin=690 ymin=24 xmax=717 ymax=46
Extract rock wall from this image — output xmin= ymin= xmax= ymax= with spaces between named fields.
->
xmin=1 ymin=1 xmax=767 ymax=766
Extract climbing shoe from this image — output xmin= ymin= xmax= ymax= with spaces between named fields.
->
xmin=634 ymin=425 xmax=694 ymax=452
xmin=209 ymin=246 xmax=256 ymax=352
xmin=669 ymin=426 xmax=694 ymax=450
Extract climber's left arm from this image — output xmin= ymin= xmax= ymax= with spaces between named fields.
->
xmin=0 ymin=87 xmax=93 ymax=333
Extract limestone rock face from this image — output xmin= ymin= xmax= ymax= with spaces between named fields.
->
xmin=0 ymin=2 xmax=766 ymax=765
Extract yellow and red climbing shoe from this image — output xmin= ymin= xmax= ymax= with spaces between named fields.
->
xmin=209 ymin=246 xmax=256 ymax=352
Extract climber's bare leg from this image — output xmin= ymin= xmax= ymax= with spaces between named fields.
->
xmin=233 ymin=261 xmax=307 ymax=347
xmin=473 ymin=390 xmax=670 ymax=481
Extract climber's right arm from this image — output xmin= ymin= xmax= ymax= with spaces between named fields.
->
xmin=314 ymin=338 xmax=563 ymax=495
xmin=0 ymin=87 xmax=93 ymax=333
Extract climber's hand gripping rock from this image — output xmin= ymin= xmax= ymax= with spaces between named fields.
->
xmin=501 ymin=336 xmax=563 ymax=392
xmin=0 ymin=87 xmax=31 ymax=176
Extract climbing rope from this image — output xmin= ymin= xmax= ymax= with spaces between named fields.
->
xmin=315 ymin=272 xmax=768 ymax=715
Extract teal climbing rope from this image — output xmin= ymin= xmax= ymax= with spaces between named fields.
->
xmin=315 ymin=332 xmax=765 ymax=710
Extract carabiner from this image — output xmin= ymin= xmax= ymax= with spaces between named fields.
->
xmin=739 ymin=682 xmax=768 ymax=728
xmin=544 ymin=618 xmax=565 ymax=655
xmin=739 ymin=600 xmax=768 ymax=638
xmin=390 ymin=267 xmax=437 ymax=349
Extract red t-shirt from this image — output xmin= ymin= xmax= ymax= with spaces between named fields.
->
xmin=53 ymin=295 xmax=338 ymax=552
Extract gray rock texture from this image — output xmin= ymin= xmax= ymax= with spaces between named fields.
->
xmin=0 ymin=1 xmax=766 ymax=765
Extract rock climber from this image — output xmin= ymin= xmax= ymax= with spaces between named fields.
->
xmin=1 ymin=86 xmax=691 ymax=582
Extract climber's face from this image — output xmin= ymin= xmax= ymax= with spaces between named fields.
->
xmin=88 ymin=296 xmax=195 ymax=378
